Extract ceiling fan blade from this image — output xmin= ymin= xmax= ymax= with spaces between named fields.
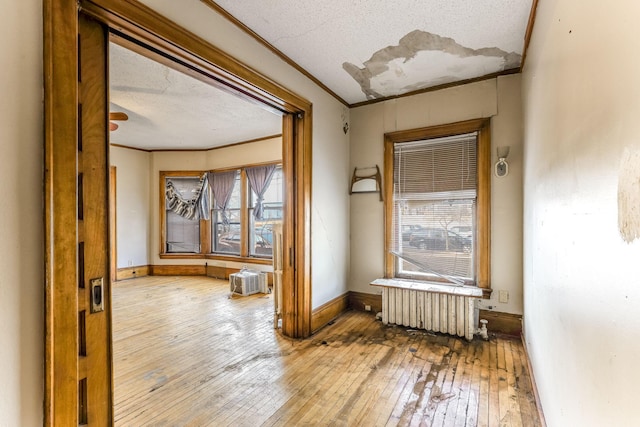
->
xmin=109 ymin=112 xmax=128 ymax=121
xmin=109 ymin=122 xmax=119 ymax=131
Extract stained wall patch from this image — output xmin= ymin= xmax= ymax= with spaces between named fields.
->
xmin=618 ymin=148 xmax=640 ymax=243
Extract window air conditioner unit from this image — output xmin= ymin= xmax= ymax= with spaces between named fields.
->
xmin=229 ymin=270 xmax=267 ymax=296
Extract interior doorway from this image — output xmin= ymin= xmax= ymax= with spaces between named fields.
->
xmin=44 ymin=1 xmax=313 ymax=424
xmin=107 ymin=38 xmax=284 ymax=276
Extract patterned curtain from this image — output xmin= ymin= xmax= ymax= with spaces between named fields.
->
xmin=165 ymin=173 xmax=210 ymax=220
xmin=246 ymin=164 xmax=276 ymax=219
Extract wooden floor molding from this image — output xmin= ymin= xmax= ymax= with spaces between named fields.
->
xmin=349 ymin=290 xmax=383 ymax=313
xmin=310 ymin=292 xmax=349 ymax=333
xmin=349 ymin=292 xmax=522 ymax=336
xmin=116 ymin=264 xmax=274 ymax=285
xmin=149 ymin=264 xmax=207 ymax=276
xmin=521 ymin=332 xmax=548 ymax=427
xmin=115 ymin=265 xmax=150 ymax=281
xmin=112 ymin=276 xmax=541 ymax=426
xmin=206 ymin=264 xmax=233 ymax=280
xmin=479 ymin=310 xmax=523 ymax=337
xmin=207 ymin=265 xmax=274 ymax=286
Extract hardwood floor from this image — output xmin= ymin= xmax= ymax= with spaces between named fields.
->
xmin=112 ymin=276 xmax=541 ymax=426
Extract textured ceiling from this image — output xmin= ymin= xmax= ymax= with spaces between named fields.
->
xmin=109 ymin=43 xmax=282 ymax=151
xmin=212 ymin=0 xmax=533 ymax=104
xmin=109 ymin=1 xmax=534 ymax=150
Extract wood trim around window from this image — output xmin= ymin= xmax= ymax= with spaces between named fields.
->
xmin=159 ymin=163 xmax=283 ymax=263
xmin=383 ymin=118 xmax=492 ymax=296
xmin=159 ymin=170 xmax=204 ymax=257
xmin=239 ymin=169 xmax=249 ymax=257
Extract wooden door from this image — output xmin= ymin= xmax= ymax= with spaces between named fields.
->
xmin=78 ymin=14 xmax=113 ymax=425
xmin=281 ymin=112 xmax=312 ymax=338
xmin=44 ymin=7 xmax=112 ymax=424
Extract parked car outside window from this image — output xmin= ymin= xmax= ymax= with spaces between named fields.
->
xmin=409 ymin=228 xmax=471 ymax=252
xmin=451 ymin=225 xmax=472 ymax=239
xmin=401 ymin=224 xmax=423 ymax=241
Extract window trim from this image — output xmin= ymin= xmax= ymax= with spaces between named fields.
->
xmin=383 ymin=118 xmax=492 ymax=297
xmin=209 ymin=167 xmax=243 ymax=257
xmin=159 ymin=161 xmax=282 ymax=263
xmin=159 ymin=171 xmax=208 ymax=257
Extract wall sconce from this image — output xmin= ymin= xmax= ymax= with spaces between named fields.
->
xmin=495 ymin=146 xmax=510 ymax=177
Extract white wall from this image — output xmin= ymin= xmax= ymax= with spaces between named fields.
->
xmin=0 ymin=0 xmax=43 ymax=425
xmin=139 ymin=0 xmax=351 ymax=308
xmin=349 ymin=76 xmax=524 ymax=315
xmin=111 ymin=146 xmax=152 ymax=268
xmin=522 ymin=1 xmax=640 ymax=425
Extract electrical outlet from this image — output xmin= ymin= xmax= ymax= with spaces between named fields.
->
xmin=499 ymin=290 xmax=509 ymax=303
xmin=128 ymin=260 xmax=133 ymax=267
xmin=364 ymin=304 xmax=372 ymax=311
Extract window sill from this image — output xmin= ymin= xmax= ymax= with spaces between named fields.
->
xmin=205 ymin=254 xmax=273 ymax=265
xmin=158 ymin=253 xmax=273 ymax=265
xmin=371 ymin=278 xmax=484 ymax=298
xmin=159 ymin=253 xmax=203 ymax=259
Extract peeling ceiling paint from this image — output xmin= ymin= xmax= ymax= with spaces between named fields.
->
xmin=343 ymin=30 xmax=521 ymax=100
xmin=212 ymin=0 xmax=534 ymax=104
xmin=109 ymin=1 xmax=534 ymax=149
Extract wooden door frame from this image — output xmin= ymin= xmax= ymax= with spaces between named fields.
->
xmin=110 ymin=166 xmax=117 ymax=282
xmin=44 ymin=0 xmax=312 ymax=425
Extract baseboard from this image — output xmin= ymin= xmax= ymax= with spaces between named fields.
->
xmin=115 ymin=265 xmax=150 ymax=281
xmin=206 ymin=265 xmax=234 ymax=280
xmin=311 ymin=293 xmax=349 ymax=333
xmin=521 ymin=332 xmax=548 ymax=427
xmin=349 ymin=291 xmax=382 ymax=313
xmin=149 ymin=264 xmax=207 ymax=276
xmin=347 ymin=293 xmax=521 ymax=336
xmin=479 ymin=309 xmax=522 ymax=336
xmin=207 ymin=265 xmax=273 ymax=285
xmin=118 ymin=264 xmax=273 ymax=282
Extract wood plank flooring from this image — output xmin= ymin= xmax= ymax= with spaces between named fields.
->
xmin=112 ymin=276 xmax=541 ymax=426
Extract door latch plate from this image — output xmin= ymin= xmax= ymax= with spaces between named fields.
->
xmin=90 ymin=277 xmax=104 ymax=313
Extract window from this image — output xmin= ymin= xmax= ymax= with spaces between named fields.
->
xmin=163 ymin=173 xmax=204 ymax=254
xmin=249 ymin=166 xmax=283 ymax=257
xmin=160 ymin=164 xmax=282 ymax=262
xmin=212 ymin=171 xmax=241 ymax=255
xmin=211 ymin=165 xmax=283 ymax=258
xmin=384 ymin=119 xmax=491 ymax=294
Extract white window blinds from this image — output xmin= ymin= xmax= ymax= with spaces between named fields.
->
xmin=394 ymin=132 xmax=477 ymax=200
xmin=392 ymin=132 xmax=477 ymax=285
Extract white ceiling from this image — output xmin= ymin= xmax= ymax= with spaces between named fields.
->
xmin=109 ymin=43 xmax=282 ymax=151
xmin=212 ymin=0 xmax=533 ymax=104
xmin=109 ymin=1 xmax=534 ymax=150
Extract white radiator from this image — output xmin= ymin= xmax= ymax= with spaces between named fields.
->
xmin=371 ymin=279 xmax=483 ymax=341
xmin=272 ymin=223 xmax=283 ymax=328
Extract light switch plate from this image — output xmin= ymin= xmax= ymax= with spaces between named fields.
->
xmin=499 ymin=290 xmax=509 ymax=304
